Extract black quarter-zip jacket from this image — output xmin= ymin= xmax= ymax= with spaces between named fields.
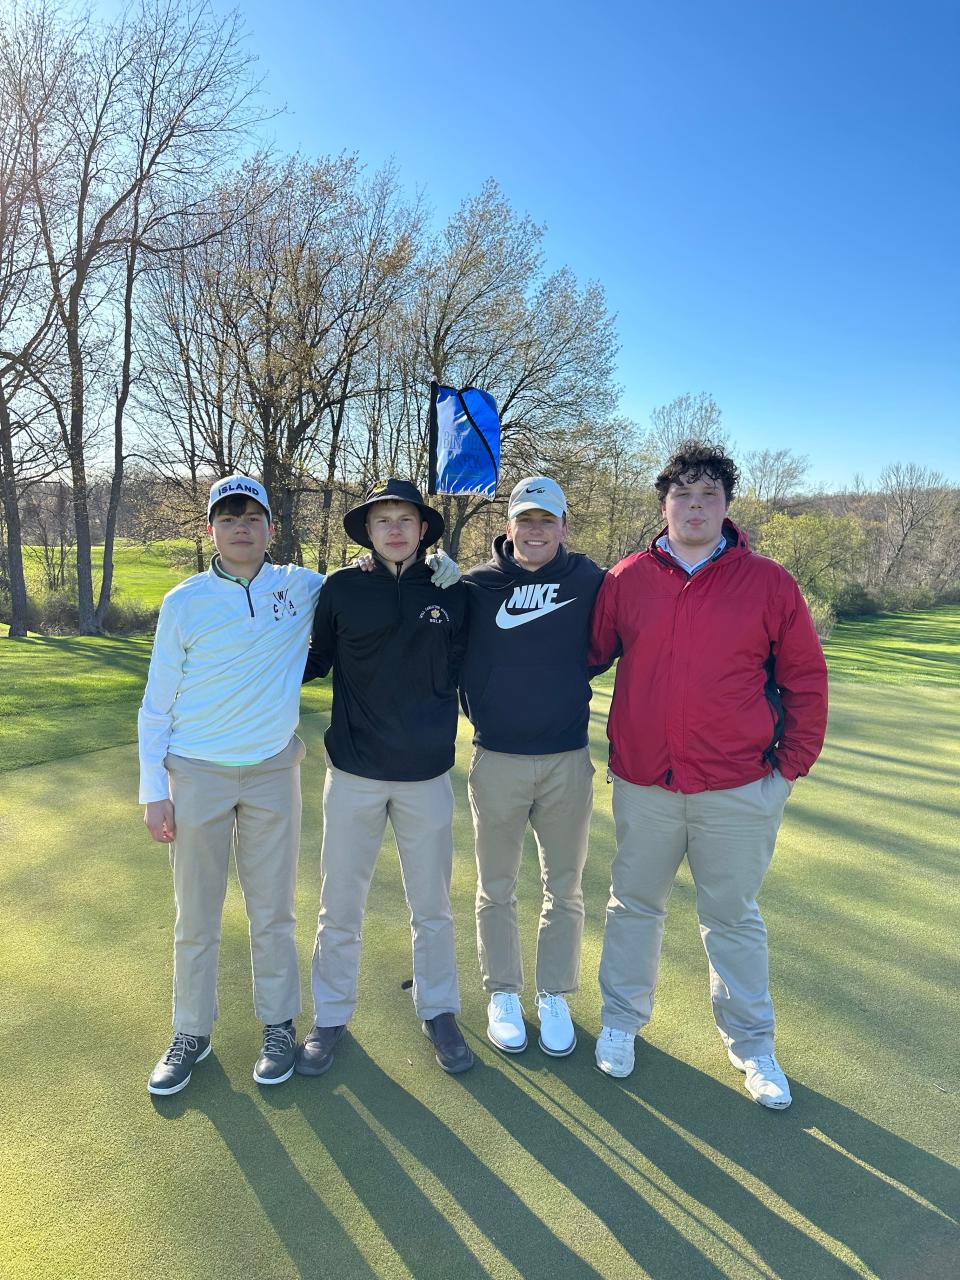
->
xmin=304 ymin=557 xmax=468 ymax=781
xmin=460 ymin=537 xmax=606 ymax=754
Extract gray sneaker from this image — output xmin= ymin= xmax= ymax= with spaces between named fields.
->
xmin=148 ymin=1032 xmax=211 ymax=1096
xmin=254 ymin=1020 xmax=297 ymax=1085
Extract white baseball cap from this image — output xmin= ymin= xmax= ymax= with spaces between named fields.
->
xmin=507 ymin=476 xmax=567 ymax=520
xmin=207 ymin=474 xmax=272 ymax=522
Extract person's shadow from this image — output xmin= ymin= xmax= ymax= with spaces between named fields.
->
xmin=151 ymin=1054 xmax=378 ymax=1278
xmin=293 ymin=1038 xmax=606 ymax=1279
xmin=151 ymin=1034 xmax=959 ymax=1280
xmin=556 ymin=1029 xmax=959 ymax=1280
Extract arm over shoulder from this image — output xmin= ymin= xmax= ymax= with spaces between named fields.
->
xmin=588 ymin=566 xmax=623 ymax=668
xmin=303 ymin=576 xmax=336 ymax=682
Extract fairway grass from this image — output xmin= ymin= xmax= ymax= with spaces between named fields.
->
xmin=22 ymin=539 xmax=199 ymax=609
xmin=1 ymin=611 xmax=958 ymax=1278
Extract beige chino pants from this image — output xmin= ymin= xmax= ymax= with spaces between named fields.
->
xmin=468 ymin=746 xmax=594 ymax=996
xmin=309 ymin=759 xmax=460 ymax=1024
xmin=165 ymin=736 xmax=305 ymax=1036
xmin=599 ymin=771 xmax=790 ymax=1059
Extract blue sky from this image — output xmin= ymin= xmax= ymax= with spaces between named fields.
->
xmin=211 ymin=2 xmax=958 ymax=487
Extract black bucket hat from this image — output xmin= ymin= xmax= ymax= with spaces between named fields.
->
xmin=343 ymin=478 xmax=445 ymax=551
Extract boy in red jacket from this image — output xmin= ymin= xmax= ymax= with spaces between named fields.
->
xmin=588 ymin=442 xmax=828 ymax=1107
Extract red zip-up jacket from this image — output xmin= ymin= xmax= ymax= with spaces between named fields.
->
xmin=587 ymin=522 xmax=828 ymax=792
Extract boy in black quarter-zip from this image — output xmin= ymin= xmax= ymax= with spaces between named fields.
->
xmin=460 ymin=476 xmax=606 ymax=1059
xmin=298 ymin=479 xmax=473 ymax=1075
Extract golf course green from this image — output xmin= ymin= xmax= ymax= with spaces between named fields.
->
xmin=1 ymin=608 xmax=957 ymax=1279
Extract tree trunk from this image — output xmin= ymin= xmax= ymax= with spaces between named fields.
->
xmin=317 ymin=381 xmax=350 ymax=573
xmin=65 ymin=319 xmax=99 ymax=634
xmin=0 ymin=396 xmax=30 ymax=637
xmin=316 ymin=488 xmax=332 ymax=574
xmin=96 ymin=245 xmax=137 ymax=627
xmin=275 ymin=474 xmax=296 ymax=564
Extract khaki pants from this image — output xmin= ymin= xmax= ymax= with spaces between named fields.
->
xmin=165 ymin=736 xmax=305 ymax=1036
xmin=309 ymin=759 xmax=460 ymax=1024
xmin=599 ymin=771 xmax=790 ymax=1058
xmin=468 ymin=746 xmax=594 ymax=996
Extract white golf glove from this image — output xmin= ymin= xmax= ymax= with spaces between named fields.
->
xmin=426 ymin=549 xmax=462 ymax=588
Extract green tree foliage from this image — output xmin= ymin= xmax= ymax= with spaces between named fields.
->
xmin=759 ymin=511 xmax=865 ymax=607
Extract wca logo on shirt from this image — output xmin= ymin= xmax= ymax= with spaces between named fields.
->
xmin=272 ymin=589 xmax=297 ymax=620
xmin=495 ymin=583 xmax=574 ymax=630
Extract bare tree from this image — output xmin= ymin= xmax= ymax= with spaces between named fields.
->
xmin=7 ymin=0 xmax=259 ymax=632
xmin=0 ymin=2 xmax=69 ymax=635
xmin=740 ymin=447 xmax=809 ymax=508
xmin=394 ymin=180 xmax=618 ymax=557
xmin=877 ymin=463 xmax=949 ymax=585
xmin=139 ymin=155 xmax=419 ymax=566
xmin=647 ymin=392 xmax=728 ymax=463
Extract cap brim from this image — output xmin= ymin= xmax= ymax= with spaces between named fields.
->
xmin=343 ymin=502 xmax=445 ymax=550
xmin=508 ymin=499 xmax=565 ymax=519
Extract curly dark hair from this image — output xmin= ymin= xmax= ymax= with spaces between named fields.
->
xmin=654 ymin=440 xmax=739 ymax=504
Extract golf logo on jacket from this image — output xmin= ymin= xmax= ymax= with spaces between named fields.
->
xmin=272 ymin=589 xmax=297 ymax=620
xmin=495 ymin=583 xmax=575 ymax=630
xmin=419 ymin=605 xmax=451 ymax=625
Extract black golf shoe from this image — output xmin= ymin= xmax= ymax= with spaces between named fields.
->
xmin=148 ymin=1032 xmax=211 ymax=1096
xmin=422 ymin=1013 xmax=474 ymax=1074
xmin=254 ymin=1020 xmax=297 ymax=1085
xmin=295 ymin=1023 xmax=346 ymax=1076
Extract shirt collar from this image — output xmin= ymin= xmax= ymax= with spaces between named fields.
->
xmin=211 ymin=553 xmax=269 ymax=587
xmin=656 ymin=534 xmax=726 ymax=575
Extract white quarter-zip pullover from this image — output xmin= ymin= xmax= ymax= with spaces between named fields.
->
xmin=138 ymin=560 xmax=325 ymax=802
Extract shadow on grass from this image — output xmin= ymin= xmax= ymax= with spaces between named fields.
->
xmin=150 ymin=1032 xmax=959 ymax=1280
xmin=150 ymin=1054 xmax=379 ymax=1279
xmin=591 ymin=1038 xmax=960 ymax=1280
xmin=294 ymin=1040 xmax=605 ymax=1279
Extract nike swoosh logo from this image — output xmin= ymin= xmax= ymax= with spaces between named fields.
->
xmin=495 ymin=599 xmax=574 ymax=629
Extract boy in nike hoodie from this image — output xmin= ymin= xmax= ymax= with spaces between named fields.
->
xmin=459 ymin=476 xmax=606 ymax=1058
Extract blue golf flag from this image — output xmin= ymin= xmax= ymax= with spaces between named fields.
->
xmin=428 ymin=381 xmax=500 ymax=498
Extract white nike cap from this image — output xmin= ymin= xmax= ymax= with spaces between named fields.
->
xmin=507 ymin=476 xmax=567 ymax=520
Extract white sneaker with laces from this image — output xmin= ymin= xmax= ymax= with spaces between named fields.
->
xmin=728 ymin=1049 xmax=792 ymax=1109
xmin=486 ymin=992 xmax=527 ymax=1052
xmin=536 ymin=992 xmax=576 ymax=1057
xmin=595 ymin=1025 xmax=635 ymax=1078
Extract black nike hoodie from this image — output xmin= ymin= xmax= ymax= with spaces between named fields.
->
xmin=460 ymin=536 xmax=605 ymax=754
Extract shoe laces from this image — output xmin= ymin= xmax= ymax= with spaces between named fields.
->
xmin=746 ymin=1054 xmax=779 ymax=1075
xmin=492 ymin=992 xmax=522 ymax=1018
xmin=537 ymin=992 xmax=566 ymax=1018
xmin=163 ymin=1032 xmax=200 ymax=1065
xmin=262 ymin=1022 xmax=295 ymax=1055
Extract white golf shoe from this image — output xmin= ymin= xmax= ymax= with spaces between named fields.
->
xmin=486 ymin=992 xmax=528 ymax=1052
xmin=536 ymin=992 xmax=576 ymax=1057
xmin=595 ymin=1026 xmax=635 ymax=1078
xmin=728 ymin=1049 xmax=793 ymax=1109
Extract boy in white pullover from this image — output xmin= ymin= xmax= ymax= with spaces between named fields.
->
xmin=139 ymin=476 xmax=323 ymax=1095
xmin=139 ymin=475 xmax=459 ymax=1096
